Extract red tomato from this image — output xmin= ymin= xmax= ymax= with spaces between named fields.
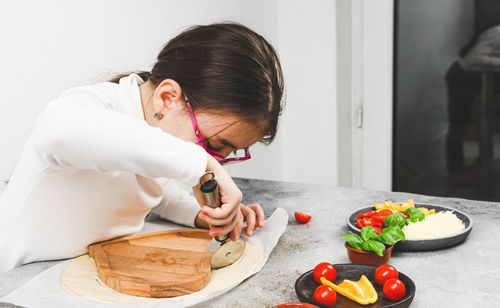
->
xmin=383 ymin=278 xmax=406 ymax=301
xmin=375 ymin=265 xmax=399 ymax=286
xmin=357 ymin=211 xmax=376 ymax=219
xmin=357 ymin=217 xmax=372 ymax=228
xmin=313 ymin=285 xmax=336 ymax=306
xmin=294 ymin=212 xmax=311 ymax=224
xmin=377 ymin=209 xmax=393 ymax=217
xmin=373 ymin=226 xmax=382 ymax=235
xmin=313 ymin=262 xmax=337 ymax=284
xmin=371 ymin=215 xmax=385 ymax=224
xmin=371 ymin=219 xmax=383 ymax=228
xmin=372 ymin=209 xmax=393 ymax=224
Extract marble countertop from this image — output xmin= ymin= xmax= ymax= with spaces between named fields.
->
xmin=1 ymin=178 xmax=499 ymax=307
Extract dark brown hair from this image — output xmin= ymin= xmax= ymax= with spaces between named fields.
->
xmin=111 ymin=22 xmax=284 ymax=144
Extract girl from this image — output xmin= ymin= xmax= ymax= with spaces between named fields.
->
xmin=0 ymin=22 xmax=284 ymax=272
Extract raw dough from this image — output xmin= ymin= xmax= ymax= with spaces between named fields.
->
xmin=61 ymin=242 xmax=263 ymax=305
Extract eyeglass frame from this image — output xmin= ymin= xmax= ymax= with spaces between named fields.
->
xmin=185 ymin=99 xmax=251 ymax=165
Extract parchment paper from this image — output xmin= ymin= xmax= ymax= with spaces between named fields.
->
xmin=0 ymin=207 xmax=288 ymax=308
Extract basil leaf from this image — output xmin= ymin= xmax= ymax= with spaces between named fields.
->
xmin=377 ymin=226 xmax=406 ymax=245
xmin=406 ymin=208 xmax=425 ymax=222
xmin=361 ymin=226 xmax=377 ymax=241
xmin=341 ymin=232 xmax=363 ymax=250
xmin=362 ymin=240 xmax=386 ymax=257
xmin=383 ymin=212 xmax=406 ymax=228
xmin=405 ymin=207 xmax=420 ymax=215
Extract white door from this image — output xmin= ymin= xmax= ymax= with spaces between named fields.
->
xmin=336 ymin=0 xmax=394 ymax=191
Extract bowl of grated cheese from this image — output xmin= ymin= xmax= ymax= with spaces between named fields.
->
xmin=347 ymin=203 xmax=473 ymax=251
xmin=402 ymin=210 xmax=465 ymax=239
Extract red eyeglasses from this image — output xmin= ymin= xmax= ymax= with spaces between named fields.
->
xmin=186 ymin=101 xmax=251 ymax=165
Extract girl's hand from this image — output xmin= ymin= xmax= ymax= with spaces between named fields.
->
xmin=193 ymin=155 xmax=243 ymax=241
xmin=239 ymin=203 xmax=265 ymax=236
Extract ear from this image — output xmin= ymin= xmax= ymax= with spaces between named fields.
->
xmin=152 ymin=79 xmax=184 ymax=113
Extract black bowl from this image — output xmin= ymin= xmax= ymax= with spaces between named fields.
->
xmin=346 ymin=203 xmax=473 ymax=251
xmin=295 ymin=264 xmax=415 ymax=308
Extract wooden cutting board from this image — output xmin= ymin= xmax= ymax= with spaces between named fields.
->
xmin=88 ymin=229 xmax=213 ymax=298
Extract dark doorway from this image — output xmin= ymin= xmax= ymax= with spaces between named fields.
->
xmin=393 ymin=0 xmax=500 ymax=201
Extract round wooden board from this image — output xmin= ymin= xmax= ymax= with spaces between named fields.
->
xmin=88 ymin=229 xmax=213 ymax=298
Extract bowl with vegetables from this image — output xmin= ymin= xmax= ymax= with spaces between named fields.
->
xmin=346 ymin=200 xmax=473 ymax=251
xmin=342 ymin=225 xmax=405 ymax=265
xmin=295 ymin=262 xmax=415 ymax=307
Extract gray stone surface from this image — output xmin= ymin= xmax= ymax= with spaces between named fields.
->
xmin=1 ymin=178 xmax=499 ymax=307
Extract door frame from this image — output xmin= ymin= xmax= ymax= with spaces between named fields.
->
xmin=348 ymin=0 xmax=394 ymax=191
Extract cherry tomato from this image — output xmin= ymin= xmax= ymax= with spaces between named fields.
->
xmin=313 ymin=262 xmax=337 ymax=284
xmin=294 ymin=212 xmax=311 ymax=224
xmin=377 ymin=209 xmax=394 ymax=217
xmin=313 ymin=285 xmax=336 ymax=306
xmin=357 ymin=217 xmax=372 ymax=228
xmin=371 ymin=215 xmax=385 ymax=224
xmin=372 ymin=209 xmax=393 ymax=224
xmin=357 ymin=211 xmax=376 ymax=219
xmin=383 ymin=278 xmax=406 ymax=301
xmin=375 ymin=265 xmax=399 ymax=286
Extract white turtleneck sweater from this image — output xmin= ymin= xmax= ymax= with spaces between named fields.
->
xmin=0 ymin=74 xmax=208 ymax=272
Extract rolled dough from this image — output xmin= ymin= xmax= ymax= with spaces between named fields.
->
xmin=61 ymin=242 xmax=263 ymax=305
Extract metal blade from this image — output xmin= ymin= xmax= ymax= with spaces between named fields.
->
xmin=208 ymin=238 xmax=221 ymax=253
xmin=210 ymin=239 xmax=246 ymax=269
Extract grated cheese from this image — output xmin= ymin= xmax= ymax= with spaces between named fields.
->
xmin=402 ymin=211 xmax=465 ymax=239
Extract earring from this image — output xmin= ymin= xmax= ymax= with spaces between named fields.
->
xmin=154 ymin=112 xmax=164 ymax=120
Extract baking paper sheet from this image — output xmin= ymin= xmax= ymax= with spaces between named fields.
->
xmin=1 ymin=207 xmax=288 ymax=308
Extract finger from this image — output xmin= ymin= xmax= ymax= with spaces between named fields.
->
xmin=242 ymin=205 xmax=256 ymax=236
xmin=248 ymin=203 xmax=265 ymax=228
xmin=208 ymin=210 xmax=240 ymax=237
xmin=229 ymin=211 xmax=243 ymax=241
xmin=201 ymin=202 xmax=239 ymax=219
xmin=237 ymin=210 xmax=244 ymax=235
xmin=230 ymin=228 xmax=238 ymax=241
xmin=231 ymin=211 xmax=243 ymax=241
xmin=198 ymin=208 xmax=238 ymax=226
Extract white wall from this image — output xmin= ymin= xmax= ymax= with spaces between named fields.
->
xmin=278 ymin=0 xmax=337 ymax=186
xmin=0 ymin=0 xmax=338 ymax=186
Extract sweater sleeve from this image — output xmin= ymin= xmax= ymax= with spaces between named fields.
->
xmin=150 ymin=179 xmax=201 ymax=227
xmin=32 ymin=90 xmax=207 ymax=186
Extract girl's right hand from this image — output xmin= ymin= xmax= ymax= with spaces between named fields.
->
xmin=193 ymin=155 xmax=243 ymax=241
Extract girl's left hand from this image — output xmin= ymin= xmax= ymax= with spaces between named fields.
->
xmin=239 ymin=203 xmax=265 ymax=236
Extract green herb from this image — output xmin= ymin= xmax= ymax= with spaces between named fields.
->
xmin=406 ymin=207 xmax=425 ymax=223
xmin=341 ymin=232 xmax=363 ymax=250
xmin=377 ymin=226 xmax=406 ymax=245
xmin=361 ymin=225 xmax=377 ymax=241
xmin=383 ymin=212 xmax=407 ymax=228
xmin=342 ymin=225 xmax=406 ymax=257
xmin=362 ymin=240 xmax=386 ymax=257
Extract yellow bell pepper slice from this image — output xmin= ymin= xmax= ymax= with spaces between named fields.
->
xmin=320 ymin=275 xmax=378 ymax=305
xmin=374 ymin=199 xmax=415 ymax=212
xmin=417 ymin=207 xmax=429 ymax=215
xmin=417 ymin=207 xmax=436 ymax=216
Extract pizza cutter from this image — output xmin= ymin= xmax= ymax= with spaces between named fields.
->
xmin=199 ymin=171 xmax=246 ymax=269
